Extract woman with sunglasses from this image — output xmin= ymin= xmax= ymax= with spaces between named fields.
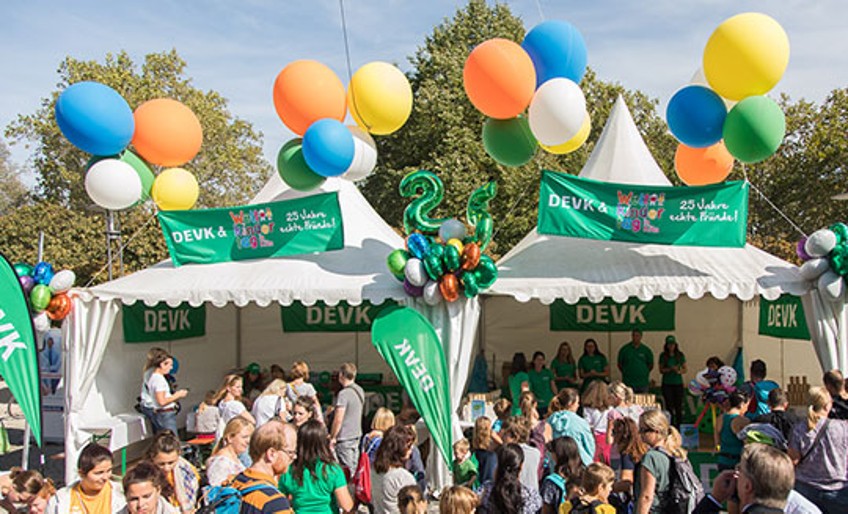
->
xmin=634 ymin=410 xmax=672 ymax=514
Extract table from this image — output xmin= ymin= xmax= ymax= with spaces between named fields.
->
xmin=78 ymin=413 xmax=150 ymax=474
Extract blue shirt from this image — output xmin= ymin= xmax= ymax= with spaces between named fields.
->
xmin=547 ymin=410 xmax=596 ymax=465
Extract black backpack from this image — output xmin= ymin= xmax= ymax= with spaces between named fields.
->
xmin=570 ymin=498 xmax=603 ymax=514
xmin=656 ymin=448 xmax=704 ymax=514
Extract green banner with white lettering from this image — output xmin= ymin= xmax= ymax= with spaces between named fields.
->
xmin=550 ymin=297 xmax=675 ymax=332
xmin=537 ymin=171 xmax=748 ymax=247
xmin=759 ymin=295 xmax=810 ymax=340
xmin=158 ymin=192 xmax=344 ymax=267
xmin=122 ymin=303 xmax=206 ymax=343
xmin=281 ymin=300 xmax=398 ymax=332
xmin=0 ymin=254 xmax=41 ymax=446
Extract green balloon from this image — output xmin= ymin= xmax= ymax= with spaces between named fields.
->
xmin=482 ymin=115 xmax=537 ymax=167
xmin=460 ymin=271 xmax=480 ymax=298
xmin=277 ymin=139 xmax=326 ymax=192
xmin=88 ymin=150 xmax=155 ymax=203
xmin=831 ymin=223 xmax=848 ymax=245
xmin=723 ymin=96 xmax=786 ymax=164
xmin=387 ymin=249 xmax=410 ymax=280
xmin=467 ymin=181 xmax=497 ymax=250
xmin=474 ymin=255 xmax=498 ymax=288
xmin=423 ymin=254 xmax=445 ymax=281
xmin=442 ymin=245 xmax=461 ymax=272
xmin=13 ymin=262 xmax=33 ymax=278
xmin=400 ymin=170 xmax=448 ymax=234
xmin=30 ymin=284 xmax=51 ymax=311
xmin=830 ymin=244 xmax=848 ymax=276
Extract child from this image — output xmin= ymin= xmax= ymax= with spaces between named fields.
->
xmin=492 ymin=398 xmax=511 ymax=444
xmin=542 ymin=436 xmax=585 ymax=513
xmin=560 ymin=463 xmax=616 ymax=514
xmin=452 ymin=438 xmax=478 ymax=488
xmin=581 ymin=380 xmax=613 ymax=465
xmin=439 ymin=485 xmax=478 ymax=514
xmin=194 ymin=390 xmax=220 ymax=438
xmin=397 ymin=484 xmax=428 ymax=514
xmin=472 ymin=416 xmax=497 ymax=487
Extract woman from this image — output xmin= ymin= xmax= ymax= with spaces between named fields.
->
xmin=540 ymin=437 xmax=584 ymax=514
xmin=362 ymin=407 xmax=396 ymax=464
xmin=716 ymin=390 xmax=750 ymax=472
xmin=278 ymin=419 xmax=354 ymax=514
xmin=609 ymin=417 xmax=648 ymax=511
xmin=634 ymin=410 xmax=673 ymax=514
xmin=242 ymin=362 xmax=264 ymax=407
xmin=578 ymin=339 xmax=609 ymax=393
xmin=145 ymin=430 xmax=199 ymax=513
xmin=545 ymin=389 xmax=595 ymax=466
xmin=0 ymin=468 xmax=48 ymax=512
xmin=292 ymin=395 xmax=318 ymax=428
xmin=477 ymin=443 xmax=542 ymax=514
xmin=658 ymin=336 xmax=687 ymax=427
xmin=118 ymin=461 xmax=179 ymax=514
xmin=507 ymin=353 xmax=530 ymax=416
xmin=251 ymin=379 xmax=289 ymax=427
xmin=519 ymin=392 xmax=546 ymax=473
xmin=140 ymin=348 xmax=188 ymax=435
xmin=528 ymin=351 xmax=557 ymax=416
xmin=286 ymin=361 xmax=324 ymax=423
xmin=47 ymin=443 xmax=126 ymax=513
xmin=205 ymin=417 xmax=254 ymax=486
xmin=371 ymin=425 xmax=418 ymax=514
xmin=788 ymin=386 xmax=848 ymax=514
xmin=582 ymin=380 xmax=613 ymax=465
xmin=472 ymin=416 xmax=497 ymax=487
xmin=551 ymin=341 xmax=579 ymax=391
xmin=214 ymin=374 xmax=256 ymax=426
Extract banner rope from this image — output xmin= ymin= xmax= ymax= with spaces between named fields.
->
xmin=745 ymin=178 xmax=807 ymax=238
xmin=491 ymin=174 xmax=536 ymax=242
xmin=83 ymin=212 xmax=159 ymax=288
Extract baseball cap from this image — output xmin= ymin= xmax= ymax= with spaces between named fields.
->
xmin=665 ymin=335 xmax=676 ymax=344
xmin=246 ymin=362 xmax=261 ymax=374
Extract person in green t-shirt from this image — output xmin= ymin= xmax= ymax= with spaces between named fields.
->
xmin=507 ymin=352 xmax=529 ymax=416
xmin=658 ymin=335 xmax=687 ymax=427
xmin=617 ymin=329 xmax=654 ymax=393
xmin=451 ymin=438 xmax=478 ymax=488
xmin=551 ymin=341 xmax=579 ymax=391
xmin=528 ymin=351 xmax=557 ymax=415
xmin=578 ymin=338 xmax=609 ymax=393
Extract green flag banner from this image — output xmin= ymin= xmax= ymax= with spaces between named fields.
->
xmin=281 ymin=300 xmax=398 ymax=332
xmin=759 ymin=295 xmax=810 ymax=340
xmin=158 ymin=192 xmax=344 ymax=267
xmin=550 ymin=297 xmax=675 ymax=332
xmin=537 ymin=171 xmax=748 ymax=247
xmin=0 ymin=254 xmax=42 ymax=446
xmin=122 ymin=303 xmax=206 ymax=343
xmin=372 ymin=306 xmax=452 ymax=466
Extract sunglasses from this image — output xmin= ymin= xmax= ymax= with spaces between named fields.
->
xmin=639 ymin=427 xmax=656 ymax=434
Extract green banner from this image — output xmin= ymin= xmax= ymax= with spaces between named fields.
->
xmin=0 ymin=255 xmax=41 ymax=446
xmin=281 ymin=300 xmax=398 ymax=332
xmin=122 ymin=303 xmax=206 ymax=343
xmin=372 ymin=306 xmax=452 ymax=466
xmin=537 ymin=171 xmax=748 ymax=247
xmin=759 ymin=295 xmax=810 ymax=340
xmin=158 ymin=192 xmax=344 ymax=267
xmin=550 ymin=297 xmax=675 ymax=332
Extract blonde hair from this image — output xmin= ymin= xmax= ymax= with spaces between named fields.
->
xmin=582 ymin=380 xmax=611 ymax=410
xmin=665 ymin=426 xmax=687 ymax=459
xmin=639 ymin=409 xmax=670 ymax=439
xmin=473 ymin=416 xmax=493 ymax=450
xmin=213 ymin=374 xmax=243 ymax=404
xmin=371 ymin=407 xmax=396 ymax=432
xmin=609 ymin=381 xmax=632 ymax=404
xmin=453 ymin=438 xmax=470 ymax=454
xmin=439 ymin=485 xmax=478 ymax=514
xmin=582 ymin=462 xmax=615 ymax=495
xmin=260 ymin=379 xmax=288 ymax=397
xmin=807 ymin=386 xmax=831 ymax=431
xmin=290 ymin=361 xmax=310 ymax=380
xmin=210 ymin=417 xmax=254 ymax=456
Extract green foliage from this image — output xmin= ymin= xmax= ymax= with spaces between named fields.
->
xmin=0 ymin=139 xmax=29 ymax=216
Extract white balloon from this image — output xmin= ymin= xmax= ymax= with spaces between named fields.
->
xmin=32 ymin=312 xmax=51 ymax=333
xmin=718 ymin=366 xmax=737 ymax=388
xmin=800 ymin=258 xmax=830 ymax=281
xmin=404 ymin=258 xmax=427 ymax=287
xmin=423 ymin=281 xmax=442 ymax=306
xmin=817 ymin=270 xmax=845 ymax=301
xmin=528 ymin=78 xmax=586 ymax=146
xmin=342 ymin=126 xmax=378 ymax=182
xmin=49 ymin=269 xmax=76 ymax=293
xmin=439 ymin=219 xmax=467 ymax=242
xmin=85 ymin=159 xmax=142 ymax=210
xmin=805 ymin=229 xmax=838 ymax=258
xmin=695 ymin=369 xmax=711 ymax=388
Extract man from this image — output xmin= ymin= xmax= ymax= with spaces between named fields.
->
xmin=823 ymin=370 xmax=848 ymax=419
xmin=745 ymin=360 xmax=779 ymax=419
xmin=231 ymin=421 xmax=296 ymax=514
xmin=39 ymin=334 xmax=62 ymax=394
xmin=617 ymin=329 xmax=654 ymax=393
xmin=330 ymin=362 xmax=365 ymax=472
xmin=754 ymin=388 xmax=794 ymax=441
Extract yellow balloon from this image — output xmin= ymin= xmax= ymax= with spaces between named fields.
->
xmin=348 ymin=61 xmax=413 ymax=135
xmin=446 ymin=238 xmax=464 ymax=255
xmin=540 ymin=112 xmax=591 ymax=155
xmin=703 ymin=12 xmax=789 ymax=101
xmin=152 ymin=167 xmax=199 ymax=211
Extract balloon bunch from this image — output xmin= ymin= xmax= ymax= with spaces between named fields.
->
xmin=463 ymin=20 xmax=591 ymax=167
xmin=273 ymin=60 xmax=412 ymax=191
xmin=13 ymin=262 xmax=75 ymax=330
xmin=55 ymin=82 xmax=203 ymax=211
xmin=797 ymin=224 xmax=848 ymax=301
xmin=668 ymin=13 xmax=789 ymax=185
xmin=386 ymin=171 xmax=498 ymax=303
xmin=688 ymin=366 xmax=737 ymax=404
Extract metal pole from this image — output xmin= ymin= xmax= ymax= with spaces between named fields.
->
xmin=106 ymin=211 xmax=114 ymax=281
xmin=21 ymin=233 xmax=46 ymax=469
xmin=235 ymin=306 xmax=243 ymax=368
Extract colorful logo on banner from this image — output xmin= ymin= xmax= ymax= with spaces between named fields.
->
xmin=550 ymin=297 xmax=675 ymax=332
xmin=537 ymin=171 xmax=748 ymax=247
xmin=281 ymin=300 xmax=398 ymax=332
xmin=122 ymin=303 xmax=206 ymax=343
xmin=158 ymin=192 xmax=344 ymax=266
xmin=759 ymin=295 xmax=810 ymax=340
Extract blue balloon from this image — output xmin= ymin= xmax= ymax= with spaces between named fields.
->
xmin=406 ymin=233 xmax=430 ymax=260
xmin=55 ymin=81 xmax=134 ymax=156
xmin=666 ymin=85 xmax=727 ymax=148
xmin=32 ymin=262 xmax=54 ymax=286
xmin=522 ymin=20 xmax=588 ymax=87
xmin=171 ymin=358 xmax=179 ymax=374
xmin=301 ymin=119 xmax=355 ymax=177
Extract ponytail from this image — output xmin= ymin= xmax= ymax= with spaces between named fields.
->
xmin=492 ymin=444 xmax=525 ymax=513
xmin=806 ymin=386 xmax=830 ymax=432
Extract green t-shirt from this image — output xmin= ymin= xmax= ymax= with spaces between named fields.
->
xmin=278 ymin=460 xmax=347 ymax=514
xmin=617 ymin=343 xmax=654 ymax=390
xmin=452 ymin=456 xmax=478 ymax=485
xmin=508 ymin=371 xmax=529 ymax=415
xmin=634 ymin=449 xmax=671 ymax=513
xmin=578 ymin=354 xmax=608 ymax=390
xmin=550 ymin=358 xmax=578 ymax=388
xmin=528 ymin=367 xmax=555 ymax=408
xmin=659 ymin=352 xmax=686 ymax=385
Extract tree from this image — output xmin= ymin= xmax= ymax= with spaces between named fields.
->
xmin=0 ymin=139 xmax=28 ymax=216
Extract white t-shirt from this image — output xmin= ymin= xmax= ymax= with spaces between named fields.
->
xmin=218 ymin=400 xmax=247 ymax=424
xmin=584 ymin=407 xmax=612 ymax=435
xmin=251 ymin=395 xmax=285 ymax=427
xmin=371 ymin=467 xmax=416 ymax=514
xmin=145 ymin=372 xmax=170 ymax=409
xmin=519 ymin=443 xmax=541 ymax=493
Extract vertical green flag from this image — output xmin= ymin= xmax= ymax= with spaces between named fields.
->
xmin=0 ymin=255 xmax=42 ymax=446
xmin=372 ymin=306 xmax=453 ymax=466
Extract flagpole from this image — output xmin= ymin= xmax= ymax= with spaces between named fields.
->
xmin=21 ymin=232 xmax=45 ymax=469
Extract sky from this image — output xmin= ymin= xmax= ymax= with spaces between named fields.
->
xmin=2 ymin=1 xmax=846 ymax=188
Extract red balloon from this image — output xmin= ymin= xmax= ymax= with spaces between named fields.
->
xmin=439 ymin=274 xmax=460 ymax=302
xmin=46 ymin=293 xmax=73 ymax=321
xmin=461 ymin=243 xmax=481 ymax=270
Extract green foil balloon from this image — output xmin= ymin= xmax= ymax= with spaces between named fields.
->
xmin=30 ymin=284 xmax=52 ymax=311
xmin=442 ymin=245 xmax=461 ymax=272
xmin=467 ymin=181 xmax=497 ymax=251
xmin=830 ymin=243 xmax=848 ymax=276
xmin=461 ymin=271 xmax=480 ymax=298
xmin=400 ymin=170 xmax=448 ymax=234
xmin=474 ymin=255 xmax=498 ymax=288
xmin=13 ymin=262 xmax=33 ymax=278
xmin=830 ymin=223 xmax=848 ymax=245
xmin=277 ymin=139 xmax=327 ymax=192
xmin=387 ymin=249 xmax=410 ymax=280
xmin=481 ymin=115 xmax=537 ymax=167
xmin=723 ymin=96 xmax=786 ymax=164
xmin=423 ymin=254 xmax=445 ymax=281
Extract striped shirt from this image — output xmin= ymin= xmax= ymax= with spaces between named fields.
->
xmin=231 ymin=469 xmax=293 ymax=514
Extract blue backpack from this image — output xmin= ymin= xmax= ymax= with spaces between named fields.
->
xmin=544 ymin=473 xmax=568 ymax=505
xmin=199 ymin=482 xmax=274 ymax=514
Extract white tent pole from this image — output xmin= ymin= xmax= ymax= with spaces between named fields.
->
xmin=235 ymin=306 xmax=242 ymax=368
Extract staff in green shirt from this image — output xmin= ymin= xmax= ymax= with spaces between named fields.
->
xmin=528 ymin=351 xmax=557 ymax=414
xmin=617 ymin=329 xmax=654 ymax=393
xmin=578 ymin=338 xmax=609 ymax=393
xmin=507 ymin=352 xmax=529 ymax=416
xmin=659 ymin=335 xmax=687 ymax=427
xmin=550 ymin=341 xmax=579 ymax=391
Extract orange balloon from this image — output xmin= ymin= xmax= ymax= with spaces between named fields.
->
xmin=46 ymin=293 xmax=72 ymax=321
xmin=461 ymin=243 xmax=481 ymax=270
xmin=463 ymin=38 xmax=536 ymax=119
xmin=273 ymin=60 xmax=347 ymax=135
xmin=675 ymin=141 xmax=734 ymax=186
xmin=132 ymin=99 xmax=203 ymax=166
xmin=439 ymin=274 xmax=460 ymax=302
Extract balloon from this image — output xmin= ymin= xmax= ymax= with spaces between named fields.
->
xmin=442 ymin=244 xmax=461 ymax=272
xmin=463 ymin=38 xmax=536 ymax=119
xmin=831 ymin=223 xmax=848 ymax=245
xmin=540 ymin=112 xmax=591 ymax=155
xmin=348 ymin=61 xmax=413 ymax=135
xmin=439 ymin=219 xmax=467 ymax=242
xmin=799 ymin=258 xmax=830 ymax=281
xmin=521 ymin=20 xmax=588 ymax=86
xmin=132 ymin=99 xmax=203 ymax=166
xmin=482 ymin=116 xmax=537 ymax=167
xmin=703 ymin=13 xmax=790 ymax=101
xmin=85 ymin=159 xmax=143 ymax=210
xmin=446 ymin=238 xmax=464 ymax=255
xmin=387 ymin=249 xmax=410 ymax=280
xmin=723 ymin=96 xmax=785 ymax=164
xmin=46 ymin=293 xmax=72 ymax=321
xmin=467 ymin=181 xmax=497 ymax=251
xmin=30 ymin=284 xmax=52 ymax=312
xmin=688 ymin=379 xmax=704 ymax=396
xmin=666 ymin=85 xmax=727 ymax=148
xmin=151 ymin=167 xmax=199 ymax=211
xmin=400 ymin=171 xmax=448 ymax=234
xmin=301 ymin=119 xmax=355 ymax=177
xmin=674 ymin=141 xmax=734 ymax=186
xmin=461 ymin=271 xmax=480 ymax=298
xmin=13 ymin=263 xmax=33 ymax=277
xmin=88 ymin=150 xmax=155 ymax=203
xmin=405 ymin=233 xmax=431 ymax=260
xmin=404 ymin=258 xmax=427 ymax=287
xmin=796 ymin=237 xmax=810 ymax=261
xmin=54 ymin=81 xmax=134 ymax=156
xmin=829 ymin=244 xmax=848 ymax=277
xmin=276 ymin=139 xmax=326 ymax=191
xmin=423 ymin=281 xmax=442 ymax=306
xmin=805 ymin=228 xmax=838 ymax=258
xmin=528 ymin=78 xmax=586 ymax=146
xmin=32 ymin=262 xmax=54 ymax=286
xmin=341 ymin=126 xmax=378 ymax=182
xmin=439 ymin=274 xmax=460 ymax=302
xmin=461 ymin=243 xmax=481 ymax=270
xmin=403 ymin=278 xmax=424 ymax=297
xmin=49 ymin=269 xmax=76 ymax=293
xmin=718 ymin=366 xmax=737 ymax=387
xmin=695 ymin=369 xmax=711 ymax=389
xmin=19 ymin=275 xmax=34 ymax=294
xmin=273 ymin=60 xmax=347 ymax=136
xmin=32 ymin=312 xmax=51 ymax=333
xmin=817 ymin=271 xmax=844 ymax=301
xmin=423 ymin=253 xmax=445 ymax=281
xmin=474 ymin=255 xmax=498 ymax=289
xmin=171 ymin=358 xmax=180 ymax=374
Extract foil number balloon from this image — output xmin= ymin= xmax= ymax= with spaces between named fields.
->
xmin=400 ymin=170 xmax=448 ymax=234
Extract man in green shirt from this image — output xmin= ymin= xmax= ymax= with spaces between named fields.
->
xmin=617 ymin=329 xmax=654 ymax=393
